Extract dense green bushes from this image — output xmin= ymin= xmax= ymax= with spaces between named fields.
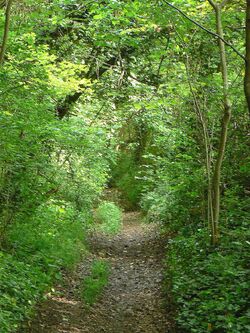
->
xmin=0 ymin=9 xmax=114 ymax=330
xmin=166 ymin=229 xmax=250 ymax=333
xmin=138 ymin=96 xmax=250 ymax=332
xmin=0 ymin=252 xmax=50 ymax=333
xmin=140 ymin=134 xmax=250 ymax=332
xmin=6 ymin=203 xmax=86 ymax=269
xmin=1 ymin=202 xmax=86 ymax=333
xmin=0 ymin=175 xmax=109 ymax=333
xmin=0 ymin=126 xmax=110 ymax=332
xmin=141 ymin=135 xmax=250 ymax=332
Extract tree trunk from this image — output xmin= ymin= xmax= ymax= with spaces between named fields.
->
xmin=208 ymin=0 xmax=232 ymax=245
xmin=0 ymin=0 xmax=13 ymax=64
xmin=185 ymin=58 xmax=214 ymax=229
xmin=245 ymin=0 xmax=250 ymax=114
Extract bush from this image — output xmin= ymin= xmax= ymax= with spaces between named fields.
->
xmin=140 ymin=152 xmax=206 ymax=234
xmin=0 ymin=252 xmax=51 ymax=333
xmin=80 ymin=260 xmax=110 ymax=305
xmin=0 ymin=202 xmax=88 ymax=333
xmin=95 ymin=201 xmax=122 ymax=234
xmin=166 ymin=229 xmax=250 ymax=333
xmin=7 ymin=202 xmax=86 ymax=270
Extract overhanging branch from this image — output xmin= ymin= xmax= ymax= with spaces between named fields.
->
xmin=162 ymin=0 xmax=245 ymax=61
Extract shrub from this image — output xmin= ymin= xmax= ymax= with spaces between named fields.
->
xmin=0 ymin=252 xmax=51 ymax=333
xmin=166 ymin=229 xmax=250 ymax=333
xmin=7 ymin=202 xmax=85 ymax=270
xmin=80 ymin=260 xmax=110 ymax=305
xmin=0 ymin=202 xmax=87 ymax=332
xmin=140 ymin=155 xmax=206 ymax=234
xmin=95 ymin=201 xmax=122 ymax=234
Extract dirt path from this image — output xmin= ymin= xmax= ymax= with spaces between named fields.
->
xmin=25 ymin=212 xmax=173 ymax=333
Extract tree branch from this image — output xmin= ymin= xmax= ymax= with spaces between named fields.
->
xmin=162 ymin=0 xmax=245 ymax=61
xmin=0 ymin=0 xmax=13 ymax=65
xmin=208 ymin=0 xmax=217 ymax=9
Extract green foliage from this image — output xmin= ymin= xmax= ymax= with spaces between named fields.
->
xmin=141 ymin=164 xmax=205 ymax=233
xmin=95 ymin=201 xmax=122 ymax=234
xmin=140 ymin=125 xmax=206 ymax=234
xmin=0 ymin=33 xmax=111 ymax=329
xmin=112 ymin=151 xmax=143 ymax=209
xmin=80 ymin=260 xmax=110 ymax=305
xmin=166 ymin=230 xmax=250 ymax=333
xmin=0 ymin=0 xmax=248 ymax=331
xmin=222 ymin=186 xmax=250 ymax=229
xmin=7 ymin=203 xmax=85 ymax=270
xmin=0 ymin=252 xmax=51 ymax=333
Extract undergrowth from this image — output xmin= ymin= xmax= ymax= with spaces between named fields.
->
xmin=95 ymin=201 xmax=122 ymax=234
xmin=80 ymin=260 xmax=110 ymax=306
xmin=166 ymin=228 xmax=250 ymax=333
xmin=0 ymin=203 xmax=87 ymax=333
xmin=0 ymin=252 xmax=50 ymax=333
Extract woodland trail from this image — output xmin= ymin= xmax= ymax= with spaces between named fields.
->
xmin=25 ymin=212 xmax=172 ymax=333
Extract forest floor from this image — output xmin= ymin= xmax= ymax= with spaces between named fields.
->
xmin=24 ymin=212 xmax=173 ymax=333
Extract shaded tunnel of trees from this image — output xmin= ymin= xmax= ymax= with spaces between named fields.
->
xmin=0 ymin=1 xmax=249 ymax=332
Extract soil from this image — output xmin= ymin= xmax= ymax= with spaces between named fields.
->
xmin=24 ymin=212 xmax=174 ymax=333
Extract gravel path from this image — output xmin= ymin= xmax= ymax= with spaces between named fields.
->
xmin=25 ymin=212 xmax=173 ymax=333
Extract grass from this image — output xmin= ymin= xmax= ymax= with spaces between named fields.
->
xmin=80 ymin=260 xmax=110 ymax=305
